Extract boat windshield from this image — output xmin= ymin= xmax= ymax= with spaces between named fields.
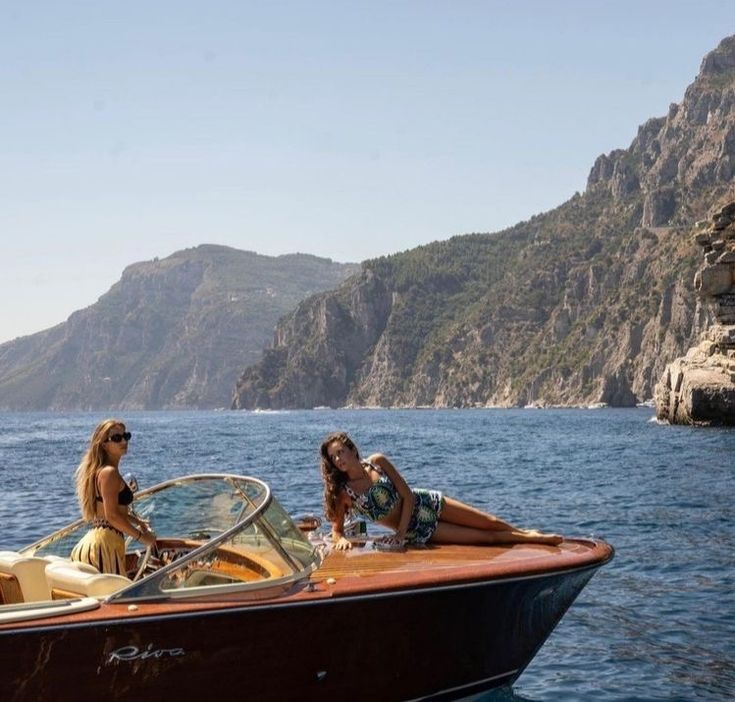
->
xmin=22 ymin=474 xmax=320 ymax=602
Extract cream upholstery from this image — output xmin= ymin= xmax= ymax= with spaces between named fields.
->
xmin=45 ymin=560 xmax=132 ymax=598
xmin=48 ymin=557 xmax=99 ymax=573
xmin=0 ymin=551 xmax=52 ymax=602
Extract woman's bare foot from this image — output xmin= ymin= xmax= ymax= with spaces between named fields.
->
xmin=518 ymin=529 xmax=563 ymax=545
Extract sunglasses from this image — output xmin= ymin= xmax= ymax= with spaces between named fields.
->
xmin=106 ymin=432 xmax=132 ymax=443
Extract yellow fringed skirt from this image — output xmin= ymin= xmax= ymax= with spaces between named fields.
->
xmin=70 ymin=523 xmax=126 ymax=575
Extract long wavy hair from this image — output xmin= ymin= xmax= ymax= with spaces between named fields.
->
xmin=74 ymin=418 xmax=125 ymax=521
xmin=319 ymin=431 xmax=359 ymax=521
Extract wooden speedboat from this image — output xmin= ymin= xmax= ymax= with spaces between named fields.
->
xmin=0 ymin=474 xmax=613 ymax=701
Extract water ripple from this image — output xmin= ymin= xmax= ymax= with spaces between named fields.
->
xmin=0 ymin=408 xmax=733 ymax=701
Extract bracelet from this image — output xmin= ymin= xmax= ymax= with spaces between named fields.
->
xmin=135 ymin=527 xmax=143 ymax=540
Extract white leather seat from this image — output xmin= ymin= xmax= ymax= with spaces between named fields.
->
xmin=45 ymin=561 xmax=132 ymax=599
xmin=0 ymin=551 xmax=52 ymax=603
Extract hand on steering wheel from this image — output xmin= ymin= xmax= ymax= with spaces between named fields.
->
xmin=132 ymin=535 xmax=159 ymax=581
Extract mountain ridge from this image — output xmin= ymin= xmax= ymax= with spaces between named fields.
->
xmin=232 ymin=36 xmax=735 ymax=410
xmin=0 ymin=246 xmax=358 ymax=410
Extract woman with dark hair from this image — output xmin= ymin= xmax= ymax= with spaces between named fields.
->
xmin=70 ymin=419 xmax=156 ymax=574
xmin=320 ymin=431 xmax=562 ymax=551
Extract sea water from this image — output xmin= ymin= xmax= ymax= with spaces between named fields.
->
xmin=1 ymin=408 xmax=733 ymax=701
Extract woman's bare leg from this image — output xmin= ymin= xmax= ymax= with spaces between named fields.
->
xmin=440 ymin=497 xmax=520 ymax=531
xmin=439 ymin=497 xmax=562 ymax=543
xmin=430 ymin=522 xmax=563 ymax=546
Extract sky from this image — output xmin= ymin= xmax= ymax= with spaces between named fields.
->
xmin=1 ymin=1 xmax=734 ymax=344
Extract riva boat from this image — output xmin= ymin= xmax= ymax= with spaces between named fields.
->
xmin=0 ymin=473 xmax=613 ymax=701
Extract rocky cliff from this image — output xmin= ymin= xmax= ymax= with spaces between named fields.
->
xmin=0 ymin=246 xmax=358 ymax=409
xmin=654 ymin=203 xmax=735 ymax=424
xmin=233 ymin=36 xmax=735 ymax=410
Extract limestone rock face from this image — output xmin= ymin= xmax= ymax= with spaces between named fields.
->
xmin=233 ymin=36 xmax=735 ymax=411
xmin=0 ymin=247 xmax=358 ymax=410
xmin=642 ymin=188 xmax=676 ymax=227
xmin=655 ymin=204 xmax=735 ymax=425
xmin=587 ymin=36 xmax=735 ymax=209
xmin=232 ymin=269 xmax=392 ymax=409
xmin=654 ymin=337 xmax=735 ymax=424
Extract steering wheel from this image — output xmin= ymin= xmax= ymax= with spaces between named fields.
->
xmin=132 ymin=543 xmax=159 ymax=581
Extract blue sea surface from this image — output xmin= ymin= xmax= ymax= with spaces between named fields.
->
xmin=1 ymin=408 xmax=733 ymax=701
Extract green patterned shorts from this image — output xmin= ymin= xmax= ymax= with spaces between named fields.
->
xmin=405 ymin=489 xmax=444 ymax=544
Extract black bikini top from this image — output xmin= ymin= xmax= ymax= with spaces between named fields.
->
xmin=95 ymin=481 xmax=134 ymax=506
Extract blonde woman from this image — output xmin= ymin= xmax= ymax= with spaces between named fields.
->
xmin=70 ymin=419 xmax=156 ymax=574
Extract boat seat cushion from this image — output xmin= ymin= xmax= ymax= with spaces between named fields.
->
xmin=46 ymin=557 xmax=100 ymax=573
xmin=0 ymin=551 xmax=52 ymax=603
xmin=46 ymin=561 xmax=132 ymax=599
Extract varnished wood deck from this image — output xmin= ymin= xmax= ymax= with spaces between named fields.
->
xmin=0 ymin=538 xmax=613 ymax=630
xmin=311 ymin=538 xmax=612 ymax=595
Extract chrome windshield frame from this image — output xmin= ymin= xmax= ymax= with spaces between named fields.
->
xmin=21 ymin=473 xmax=270 ymax=557
xmin=20 ymin=473 xmax=321 ymax=603
xmin=107 ymin=473 xmax=316 ymax=602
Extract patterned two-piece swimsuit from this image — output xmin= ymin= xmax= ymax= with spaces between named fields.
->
xmin=344 ymin=461 xmax=444 ymax=545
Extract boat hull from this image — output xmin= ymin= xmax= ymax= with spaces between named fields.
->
xmin=4 ymin=563 xmax=600 ymax=702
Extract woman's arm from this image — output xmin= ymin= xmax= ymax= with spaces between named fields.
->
xmin=331 ymin=491 xmax=352 ymax=550
xmin=369 ymin=453 xmax=414 ymax=541
xmin=98 ymin=468 xmax=156 ymax=546
xmin=127 ymin=509 xmax=150 ymax=531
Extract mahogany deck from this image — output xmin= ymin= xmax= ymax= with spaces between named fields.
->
xmin=311 ymin=538 xmax=611 ymax=595
xmin=0 ymin=538 xmax=612 ymax=631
